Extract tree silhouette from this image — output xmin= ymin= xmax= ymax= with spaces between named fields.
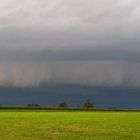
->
xmin=83 ymin=99 xmax=93 ymax=108
xmin=58 ymin=101 xmax=69 ymax=108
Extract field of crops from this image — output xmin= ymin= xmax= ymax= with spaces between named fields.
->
xmin=0 ymin=111 xmax=140 ymax=140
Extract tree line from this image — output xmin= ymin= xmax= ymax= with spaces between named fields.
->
xmin=27 ymin=99 xmax=93 ymax=108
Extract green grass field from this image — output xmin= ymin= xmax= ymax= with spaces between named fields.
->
xmin=0 ymin=111 xmax=140 ymax=140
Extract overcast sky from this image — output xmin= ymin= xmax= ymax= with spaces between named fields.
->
xmin=0 ymin=0 xmax=140 ymax=87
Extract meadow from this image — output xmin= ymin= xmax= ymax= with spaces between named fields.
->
xmin=0 ymin=111 xmax=140 ymax=140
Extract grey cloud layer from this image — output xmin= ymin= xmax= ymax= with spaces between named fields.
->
xmin=0 ymin=0 xmax=140 ymax=87
xmin=0 ymin=0 xmax=140 ymax=53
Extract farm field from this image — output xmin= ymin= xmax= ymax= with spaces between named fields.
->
xmin=0 ymin=111 xmax=140 ymax=140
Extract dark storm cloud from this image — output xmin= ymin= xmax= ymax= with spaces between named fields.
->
xmin=0 ymin=28 xmax=140 ymax=62
xmin=0 ymin=0 xmax=140 ymax=87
